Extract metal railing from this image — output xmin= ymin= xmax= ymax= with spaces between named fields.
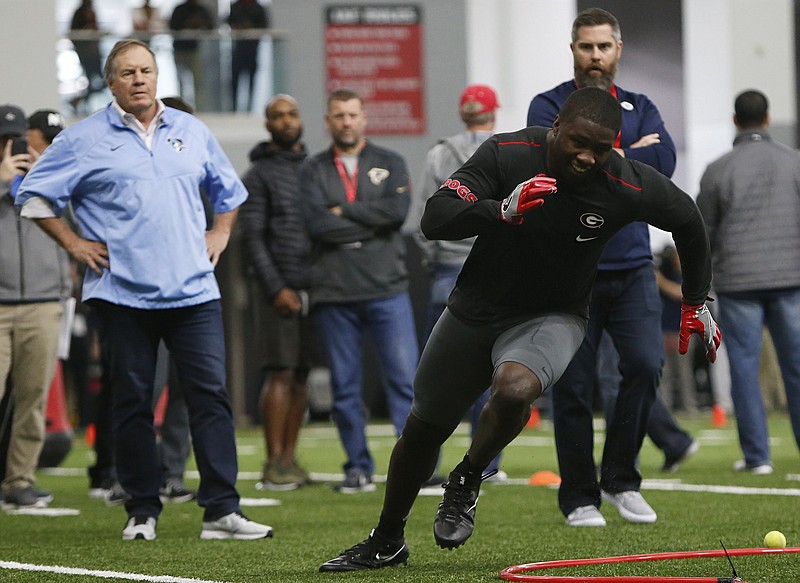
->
xmin=61 ymin=29 xmax=289 ymax=115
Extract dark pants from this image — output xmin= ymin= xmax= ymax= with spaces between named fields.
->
xmin=596 ymin=331 xmax=693 ymax=460
xmin=93 ymin=300 xmax=239 ymax=521
xmin=552 ymin=265 xmax=663 ymax=517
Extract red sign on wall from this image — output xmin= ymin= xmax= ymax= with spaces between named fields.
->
xmin=325 ymin=5 xmax=425 ymax=135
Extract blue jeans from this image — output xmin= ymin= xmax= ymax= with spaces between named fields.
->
xmin=596 ymin=331 xmax=693 ymax=461
xmin=314 ymin=293 xmax=417 ymax=475
xmin=93 ymin=300 xmax=240 ymax=521
xmin=718 ymin=288 xmax=800 ymax=466
xmin=552 ymin=265 xmax=664 ymax=516
xmin=427 ymin=263 xmax=501 ymax=474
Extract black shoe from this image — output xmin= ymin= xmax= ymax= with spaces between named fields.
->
xmin=105 ymin=482 xmax=131 ymax=507
xmin=159 ymin=479 xmax=196 ymax=503
xmin=433 ymin=466 xmax=496 ymax=549
xmin=319 ymin=529 xmax=409 ymax=572
xmin=661 ymin=439 xmax=700 ymax=473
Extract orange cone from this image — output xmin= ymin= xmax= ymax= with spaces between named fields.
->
xmin=526 ymin=406 xmax=541 ymax=429
xmin=711 ymin=403 xmax=727 ymax=428
xmin=529 ymin=470 xmax=561 ymax=486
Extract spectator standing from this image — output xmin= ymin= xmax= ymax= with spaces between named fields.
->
xmin=169 ymin=0 xmax=215 ymax=111
xmin=133 ymin=0 xmax=166 ymax=34
xmin=16 ymin=39 xmax=272 ymax=542
xmin=409 ymin=84 xmax=504 ymax=483
xmin=239 ymin=94 xmax=312 ymax=490
xmin=696 ymin=89 xmax=800 ymax=475
xmin=227 ymin=0 xmax=270 ymax=113
xmin=0 ymin=104 xmax=71 ymax=508
xmin=70 ymin=0 xmax=105 ymax=112
xmin=299 ymin=89 xmax=417 ymax=494
xmin=320 ymin=87 xmax=719 ymax=572
xmin=527 ymin=7 xmax=697 ymax=527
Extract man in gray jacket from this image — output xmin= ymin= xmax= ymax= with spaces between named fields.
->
xmin=696 ymin=89 xmax=800 ymax=475
xmin=0 ymin=104 xmax=71 ymax=508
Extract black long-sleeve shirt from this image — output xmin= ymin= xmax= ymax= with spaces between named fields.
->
xmin=421 ymin=126 xmax=711 ymax=325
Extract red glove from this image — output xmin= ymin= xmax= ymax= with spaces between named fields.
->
xmin=500 ymin=174 xmax=557 ymax=224
xmin=679 ymin=302 xmax=722 ymax=363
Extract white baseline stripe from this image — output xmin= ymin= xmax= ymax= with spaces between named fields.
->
xmin=641 ymin=481 xmax=800 ymax=496
xmin=0 ymin=561 xmax=228 ymax=583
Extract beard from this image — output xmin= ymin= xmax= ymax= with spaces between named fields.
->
xmin=271 ymin=126 xmax=303 ymax=150
xmin=574 ymin=62 xmax=618 ymax=92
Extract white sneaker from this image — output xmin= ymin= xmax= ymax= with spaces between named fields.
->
xmin=601 ymin=490 xmax=657 ymax=524
xmin=122 ymin=516 xmax=157 ymax=541
xmin=565 ymin=505 xmax=606 ymax=527
xmin=201 ymin=512 xmax=273 ymax=540
xmin=484 ymin=470 xmax=509 ymax=483
xmin=733 ymin=459 xmax=773 ymax=475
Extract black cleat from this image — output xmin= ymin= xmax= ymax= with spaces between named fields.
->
xmin=433 ymin=466 xmax=496 ymax=549
xmin=319 ymin=529 xmax=409 ymax=572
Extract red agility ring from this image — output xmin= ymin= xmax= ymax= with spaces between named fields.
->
xmin=499 ymin=546 xmax=800 ymax=582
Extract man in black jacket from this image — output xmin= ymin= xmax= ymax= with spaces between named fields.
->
xmin=299 ymin=89 xmax=416 ymax=494
xmin=319 ymin=87 xmax=721 ymax=572
xmin=239 ymin=94 xmax=312 ymax=491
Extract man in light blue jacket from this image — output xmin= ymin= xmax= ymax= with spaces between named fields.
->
xmin=16 ymin=39 xmax=272 ymax=543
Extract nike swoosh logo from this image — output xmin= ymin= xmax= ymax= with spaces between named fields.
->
xmin=575 ymin=235 xmax=598 ymax=242
xmin=111 ymin=144 xmax=124 ymax=151
xmin=375 ymin=546 xmax=405 ymax=562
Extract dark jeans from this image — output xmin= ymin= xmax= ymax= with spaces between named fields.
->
xmin=596 ymin=331 xmax=693 ymax=460
xmin=93 ymin=299 xmax=239 ymax=521
xmin=552 ymin=265 xmax=663 ymax=517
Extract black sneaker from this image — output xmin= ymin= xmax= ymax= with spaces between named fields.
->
xmin=159 ymin=479 xmax=196 ymax=503
xmin=105 ymin=482 xmax=131 ymax=506
xmin=433 ymin=466 xmax=496 ymax=549
xmin=319 ymin=529 xmax=409 ymax=572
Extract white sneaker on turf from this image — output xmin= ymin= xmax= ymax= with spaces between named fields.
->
xmin=601 ymin=490 xmax=657 ymax=524
xmin=201 ymin=512 xmax=273 ymax=540
xmin=484 ymin=469 xmax=509 ymax=483
xmin=732 ymin=459 xmax=773 ymax=475
xmin=566 ymin=505 xmax=606 ymax=527
xmin=122 ymin=516 xmax=157 ymax=541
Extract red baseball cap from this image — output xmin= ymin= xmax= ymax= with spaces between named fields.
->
xmin=459 ymin=84 xmax=500 ymax=114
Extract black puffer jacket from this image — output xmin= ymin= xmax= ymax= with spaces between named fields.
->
xmin=238 ymin=142 xmax=311 ymax=299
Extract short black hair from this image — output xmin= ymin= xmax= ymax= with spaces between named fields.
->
xmin=559 ymin=87 xmax=622 ymax=133
xmin=734 ymin=90 xmax=768 ymax=128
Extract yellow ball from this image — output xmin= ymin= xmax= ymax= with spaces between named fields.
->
xmin=764 ymin=530 xmax=787 ymax=548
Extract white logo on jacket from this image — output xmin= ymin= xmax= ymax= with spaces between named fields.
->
xmin=167 ymin=137 xmax=187 ymax=152
xmin=368 ymin=167 xmax=389 ymax=185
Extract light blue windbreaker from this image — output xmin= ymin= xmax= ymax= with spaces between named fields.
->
xmin=16 ymin=104 xmax=247 ymax=309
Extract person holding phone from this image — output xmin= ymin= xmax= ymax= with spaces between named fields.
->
xmin=0 ymin=104 xmax=72 ymax=508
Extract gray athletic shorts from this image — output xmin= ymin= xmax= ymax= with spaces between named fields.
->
xmin=411 ymin=308 xmax=588 ymax=429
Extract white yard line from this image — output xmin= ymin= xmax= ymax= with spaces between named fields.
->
xmin=0 ymin=561 xmax=227 ymax=583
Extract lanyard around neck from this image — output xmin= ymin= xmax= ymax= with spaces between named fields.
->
xmin=334 ymin=151 xmax=358 ymax=203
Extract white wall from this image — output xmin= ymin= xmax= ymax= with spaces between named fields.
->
xmin=2 ymin=0 xmax=60 ymax=111
xmin=466 ymin=0 xmax=575 ymax=133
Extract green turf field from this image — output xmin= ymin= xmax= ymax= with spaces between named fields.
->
xmin=1 ymin=412 xmax=798 ymax=582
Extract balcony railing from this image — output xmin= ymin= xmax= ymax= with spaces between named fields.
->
xmin=61 ymin=29 xmax=289 ymax=115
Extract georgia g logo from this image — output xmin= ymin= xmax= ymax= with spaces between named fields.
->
xmin=580 ymin=213 xmax=604 ymax=229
